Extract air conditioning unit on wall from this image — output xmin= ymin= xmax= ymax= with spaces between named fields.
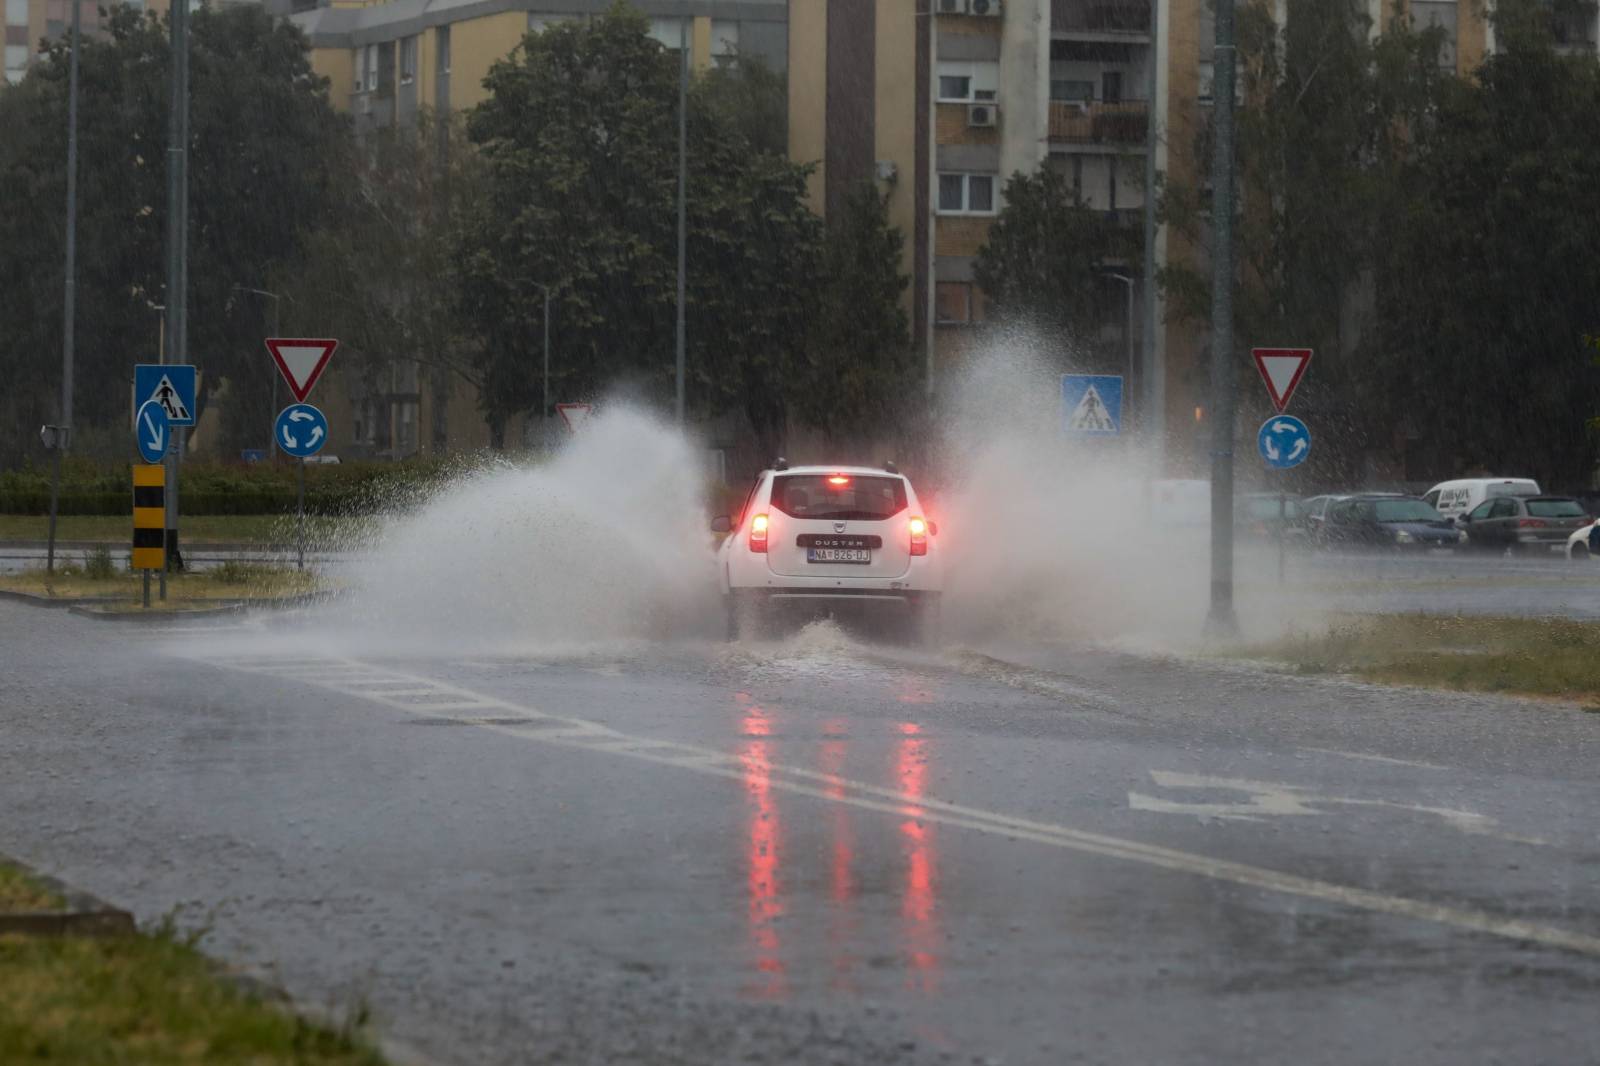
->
xmin=967 ymin=103 xmax=998 ymax=128
xmin=969 ymin=0 xmax=1002 ymax=16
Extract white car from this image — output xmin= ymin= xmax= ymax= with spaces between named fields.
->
xmin=713 ymin=461 xmax=943 ymax=639
xmin=1567 ymin=521 xmax=1599 ymax=560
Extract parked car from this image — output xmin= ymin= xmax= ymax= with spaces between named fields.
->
xmin=1460 ymin=495 xmax=1590 ymax=553
xmin=1423 ymin=477 xmax=1541 ymax=526
xmin=1566 ymin=521 xmax=1600 ymax=561
xmin=1302 ymin=492 xmax=1407 ymax=545
xmin=1320 ymin=495 xmax=1463 ymax=549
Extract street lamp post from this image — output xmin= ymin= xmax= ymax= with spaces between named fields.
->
xmin=46 ymin=0 xmax=82 ymax=576
xmin=230 ymin=285 xmax=283 ymax=453
xmin=537 ymin=283 xmax=551 ymax=445
xmin=1103 ymin=272 xmax=1137 ymax=424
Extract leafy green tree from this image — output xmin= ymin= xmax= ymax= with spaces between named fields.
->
xmin=1371 ymin=0 xmax=1600 ymax=487
xmin=0 ymin=4 xmax=345 ymax=463
xmin=792 ymin=181 xmax=913 ymax=439
xmin=974 ymin=165 xmax=1137 ymax=352
xmin=455 ymin=3 xmax=822 ymax=450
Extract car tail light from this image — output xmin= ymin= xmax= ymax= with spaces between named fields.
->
xmin=1518 ymin=518 xmax=1547 ymax=528
xmin=909 ymin=516 xmax=928 ymax=556
xmin=749 ymin=513 xmax=769 ymax=552
xmin=827 ymin=475 xmax=851 ymax=487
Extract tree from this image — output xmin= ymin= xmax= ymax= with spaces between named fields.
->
xmin=973 ymin=165 xmax=1137 ymax=354
xmin=454 ymin=4 xmax=823 ymax=450
xmin=1370 ymin=0 xmax=1600 ymax=487
xmin=282 ymin=111 xmax=485 ymax=452
xmin=0 ymin=4 xmax=345 ymax=463
xmin=792 ymin=180 xmax=913 ymax=440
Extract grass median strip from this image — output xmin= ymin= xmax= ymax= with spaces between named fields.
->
xmin=0 ymin=557 xmax=327 ymax=607
xmin=0 ymin=860 xmax=387 ymax=1064
xmin=1233 ymin=613 xmax=1600 ymax=706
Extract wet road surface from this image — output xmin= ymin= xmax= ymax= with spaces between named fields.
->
xmin=3 ymin=599 xmax=1600 ymax=1064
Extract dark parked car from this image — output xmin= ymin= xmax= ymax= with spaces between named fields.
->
xmin=1302 ymin=492 xmax=1407 ymax=545
xmin=1320 ymin=495 xmax=1462 ymax=549
xmin=1461 ymin=495 xmax=1591 ymax=552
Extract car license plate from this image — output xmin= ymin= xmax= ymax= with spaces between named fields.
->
xmin=807 ymin=548 xmax=870 ymax=564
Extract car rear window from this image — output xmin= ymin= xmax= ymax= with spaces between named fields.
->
xmin=770 ymin=475 xmax=907 ymax=521
xmin=1491 ymin=483 xmax=1540 ymax=498
xmin=1242 ymin=497 xmax=1300 ymax=520
xmin=1528 ymin=499 xmax=1586 ymax=517
xmin=1373 ymin=499 xmax=1443 ymax=522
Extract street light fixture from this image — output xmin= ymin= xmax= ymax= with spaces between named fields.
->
xmin=229 ymin=285 xmax=286 ymax=453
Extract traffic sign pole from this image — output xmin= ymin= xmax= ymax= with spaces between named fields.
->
xmin=297 ymin=458 xmax=305 ymax=571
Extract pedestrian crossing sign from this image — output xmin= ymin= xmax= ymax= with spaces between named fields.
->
xmin=1062 ymin=374 xmax=1123 ymax=436
xmin=133 ymin=364 xmax=197 ymax=426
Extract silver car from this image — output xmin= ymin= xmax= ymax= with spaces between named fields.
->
xmin=1460 ymin=495 xmax=1591 ymax=552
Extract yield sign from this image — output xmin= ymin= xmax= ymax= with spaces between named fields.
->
xmin=1251 ymin=347 xmax=1313 ymax=413
xmin=556 ymin=403 xmax=592 ymax=432
xmin=265 ymin=338 xmax=339 ymax=402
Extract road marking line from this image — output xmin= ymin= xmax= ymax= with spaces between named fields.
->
xmin=201 ymin=655 xmax=1600 ymax=959
xmin=1302 ymin=747 xmax=1450 ymax=771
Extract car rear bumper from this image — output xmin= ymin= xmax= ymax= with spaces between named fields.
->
xmin=1515 ymin=532 xmax=1575 ymax=545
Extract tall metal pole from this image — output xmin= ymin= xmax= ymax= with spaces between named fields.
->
xmin=541 ymin=284 xmax=550 ymax=445
xmin=674 ymin=18 xmax=687 ymax=425
xmin=1142 ymin=0 xmax=1160 ymax=455
xmin=47 ymin=0 xmax=82 ymax=576
xmin=163 ymin=0 xmax=188 ymax=574
xmin=1206 ymin=0 xmax=1239 ymax=635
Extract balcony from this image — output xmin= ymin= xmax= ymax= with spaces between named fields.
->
xmin=1052 ymin=0 xmax=1151 ymax=37
xmin=1048 ymin=100 xmax=1148 ymax=146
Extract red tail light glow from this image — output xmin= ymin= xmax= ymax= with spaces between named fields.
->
xmin=827 ymin=475 xmax=851 ymax=486
xmin=909 ymin=516 xmax=928 ymax=556
xmin=749 ymin=513 xmax=769 ymax=552
xmin=1518 ymin=518 xmax=1547 ymax=529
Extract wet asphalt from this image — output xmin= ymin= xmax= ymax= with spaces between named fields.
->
xmin=3 ymin=598 xmax=1600 ymax=1065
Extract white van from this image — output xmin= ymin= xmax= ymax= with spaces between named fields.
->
xmin=1423 ymin=478 xmax=1541 ymax=525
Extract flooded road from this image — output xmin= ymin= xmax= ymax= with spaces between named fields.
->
xmin=3 ymin=599 xmax=1599 ymax=1064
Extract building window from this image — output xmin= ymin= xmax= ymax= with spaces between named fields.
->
xmin=649 ymin=16 xmax=689 ymax=52
xmin=936 ymin=282 xmax=988 ymax=326
xmin=938 ymin=172 xmax=998 ymax=215
xmin=399 ymin=35 xmax=416 ymax=85
xmin=1051 ymin=79 xmax=1094 ymax=102
xmin=4 ymin=0 xmax=26 ymax=24
xmin=1102 ymin=71 xmax=1122 ymax=103
xmin=711 ymin=18 xmax=739 ymax=66
xmin=936 ymin=60 xmax=999 ymax=102
xmin=437 ymin=25 xmax=450 ymax=73
xmin=362 ymin=43 xmax=378 ymax=91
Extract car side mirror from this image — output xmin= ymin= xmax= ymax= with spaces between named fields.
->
xmin=710 ymin=515 xmax=732 ymax=534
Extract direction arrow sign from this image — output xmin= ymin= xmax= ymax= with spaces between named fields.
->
xmin=274 ymin=403 xmax=329 ymax=458
xmin=133 ymin=363 xmax=197 ymax=426
xmin=1257 ymin=415 xmax=1311 ymax=470
xmin=556 ymin=403 xmax=592 ymax=432
xmin=135 ymin=400 xmax=170 ymax=465
xmin=265 ymin=338 xmax=339 ymax=402
xmin=1252 ymin=347 xmax=1313 ymax=413
xmin=1061 ymin=374 xmax=1123 ymax=436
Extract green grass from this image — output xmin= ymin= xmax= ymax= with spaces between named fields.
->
xmin=0 ymin=924 xmax=388 ymax=1064
xmin=0 ymin=563 xmax=326 ymax=605
xmin=1234 ymin=614 xmax=1600 ymax=705
xmin=0 ymin=514 xmax=360 ymax=545
xmin=0 ymin=862 xmax=63 ymax=912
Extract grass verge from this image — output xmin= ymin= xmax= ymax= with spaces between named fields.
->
xmin=1233 ymin=613 xmax=1600 ymax=706
xmin=0 ymin=861 xmax=63 ymax=911
xmin=0 ymin=560 xmax=326 ymax=605
xmin=0 ymin=514 xmax=360 ymax=545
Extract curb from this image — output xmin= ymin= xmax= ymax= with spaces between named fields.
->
xmin=0 ymin=863 xmax=135 ymax=938
xmin=3 ymin=588 xmax=335 ymax=621
xmin=0 ymin=589 xmax=121 ymax=609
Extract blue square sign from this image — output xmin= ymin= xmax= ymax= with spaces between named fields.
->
xmin=134 ymin=364 xmax=196 ymax=426
xmin=1062 ymin=374 xmax=1123 ymax=436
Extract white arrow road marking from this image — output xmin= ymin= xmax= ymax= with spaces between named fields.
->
xmin=1130 ymin=770 xmax=1550 ymax=846
xmin=193 ymin=655 xmax=1600 ymax=958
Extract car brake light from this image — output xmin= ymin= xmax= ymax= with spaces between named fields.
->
xmin=909 ymin=516 xmax=928 ymax=556
xmin=1518 ymin=518 xmax=1547 ymax=528
xmin=827 ymin=475 xmax=851 ymax=486
xmin=749 ymin=513 xmax=769 ymax=552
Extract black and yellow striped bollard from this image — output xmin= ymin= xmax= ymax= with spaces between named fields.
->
xmin=132 ymin=465 xmax=166 ymax=607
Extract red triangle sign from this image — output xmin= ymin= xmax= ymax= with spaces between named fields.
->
xmin=556 ymin=403 xmax=592 ymax=432
xmin=265 ymin=338 xmax=339 ymax=402
xmin=1252 ymin=347 xmax=1312 ymax=412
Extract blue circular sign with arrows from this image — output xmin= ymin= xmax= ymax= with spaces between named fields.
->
xmin=1258 ymin=415 xmax=1311 ymax=469
xmin=275 ymin=403 xmax=328 ymax=459
xmin=135 ymin=399 xmax=170 ymax=465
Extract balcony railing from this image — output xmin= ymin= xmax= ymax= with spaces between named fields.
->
xmin=1052 ymin=0 xmax=1152 ymax=35
xmin=1048 ymin=100 xmax=1149 ymax=145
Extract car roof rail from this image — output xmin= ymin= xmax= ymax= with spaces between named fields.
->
xmin=883 ymin=460 xmax=898 ymax=474
xmin=774 ymin=456 xmax=788 ymax=471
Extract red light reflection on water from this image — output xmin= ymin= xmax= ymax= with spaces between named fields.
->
xmin=896 ymin=722 xmax=940 ymax=990
xmin=820 ymin=718 xmax=857 ymax=990
xmin=741 ymin=707 xmax=787 ymax=999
